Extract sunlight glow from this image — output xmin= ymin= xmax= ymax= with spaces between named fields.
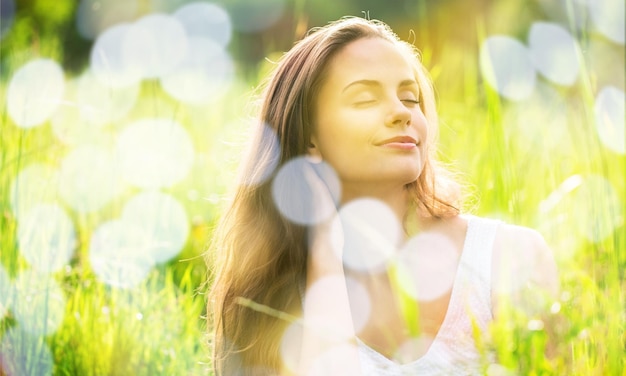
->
xmin=58 ymin=145 xmax=126 ymax=213
xmin=272 ymin=158 xmax=341 ymax=225
xmin=0 ymin=328 xmax=53 ymax=376
xmin=528 ymin=22 xmax=580 ymax=86
xmin=573 ymin=175 xmax=623 ymax=242
xmin=173 ymin=2 xmax=232 ymax=46
xmin=9 ymin=164 xmax=60 ymax=219
xmin=10 ymin=271 xmax=66 ymax=336
xmin=115 ymin=118 xmax=195 ymax=189
xmin=17 ymin=204 xmax=76 ymax=273
xmin=480 ymin=36 xmax=536 ymax=101
xmin=121 ymin=191 xmax=189 ymax=263
xmin=594 ymin=86 xmax=625 ymax=154
xmin=337 ymin=198 xmax=400 ymax=273
xmin=395 ymin=232 xmax=458 ymax=301
xmin=7 ymin=59 xmax=65 ymax=128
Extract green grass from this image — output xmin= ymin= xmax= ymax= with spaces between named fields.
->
xmin=1 ymin=10 xmax=625 ymax=376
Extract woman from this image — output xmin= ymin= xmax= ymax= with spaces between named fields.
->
xmin=207 ymin=17 xmax=558 ymax=375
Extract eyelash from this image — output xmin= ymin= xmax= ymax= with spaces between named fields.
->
xmin=402 ymin=99 xmax=420 ymax=105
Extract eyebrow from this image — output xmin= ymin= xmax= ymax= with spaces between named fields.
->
xmin=341 ymin=79 xmax=419 ymax=93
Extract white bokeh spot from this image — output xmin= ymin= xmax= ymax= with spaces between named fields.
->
xmin=9 ymin=163 xmax=59 ymax=219
xmin=589 ymin=0 xmax=625 ymax=44
xmin=121 ymin=191 xmax=189 ymax=263
xmin=480 ymin=35 xmax=537 ymax=101
xmin=272 ymin=157 xmax=341 ymax=225
xmin=90 ymin=23 xmax=142 ymax=89
xmin=10 ymin=271 xmax=66 ymax=336
xmin=395 ymin=232 xmax=458 ymax=301
xmin=116 ymin=118 xmax=195 ymax=189
xmin=173 ymin=2 xmax=232 ymax=46
xmin=17 ymin=203 xmax=76 ymax=273
xmin=528 ymin=22 xmax=580 ymax=85
xmin=89 ymin=219 xmax=155 ymax=289
xmin=0 ymin=328 xmax=54 ymax=376
xmin=58 ymin=145 xmax=126 ymax=213
xmin=122 ymin=13 xmax=189 ymax=79
xmin=7 ymin=58 xmax=65 ymax=128
xmin=160 ymin=37 xmax=235 ymax=104
xmin=338 ymin=198 xmax=401 ymax=273
xmin=594 ymin=86 xmax=625 ymax=154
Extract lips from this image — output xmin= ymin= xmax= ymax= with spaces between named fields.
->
xmin=376 ymin=135 xmax=418 ymax=146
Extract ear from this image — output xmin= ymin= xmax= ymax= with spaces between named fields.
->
xmin=307 ymin=136 xmax=323 ymax=162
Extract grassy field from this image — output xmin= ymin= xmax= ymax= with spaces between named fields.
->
xmin=1 ymin=5 xmax=625 ymax=376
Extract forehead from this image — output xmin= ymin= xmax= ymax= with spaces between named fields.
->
xmin=324 ymin=37 xmax=416 ymax=86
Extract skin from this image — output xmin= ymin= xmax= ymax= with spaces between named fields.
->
xmin=300 ymin=36 xmax=558 ymax=367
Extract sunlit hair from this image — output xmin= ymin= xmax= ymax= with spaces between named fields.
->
xmin=207 ymin=16 xmax=461 ymax=374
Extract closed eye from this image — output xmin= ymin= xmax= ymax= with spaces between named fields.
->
xmin=401 ymin=99 xmax=420 ymax=107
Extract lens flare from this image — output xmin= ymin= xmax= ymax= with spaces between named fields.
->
xmin=480 ymin=35 xmax=536 ymax=101
xmin=173 ymin=2 xmax=232 ymax=46
xmin=338 ymin=198 xmax=401 ymax=273
xmin=89 ymin=219 xmax=155 ymax=289
xmin=589 ymin=0 xmax=625 ymax=44
xmin=528 ymin=22 xmax=580 ymax=86
xmin=160 ymin=37 xmax=235 ymax=104
xmin=0 ymin=328 xmax=53 ymax=376
xmin=9 ymin=163 xmax=60 ymax=219
xmin=122 ymin=14 xmax=189 ymax=79
xmin=272 ymin=157 xmax=341 ymax=225
xmin=115 ymin=118 xmax=195 ymax=189
xmin=7 ymin=58 xmax=65 ymax=128
xmin=58 ymin=145 xmax=126 ymax=213
xmin=594 ymin=86 xmax=625 ymax=154
xmin=121 ymin=191 xmax=189 ymax=263
xmin=395 ymin=232 xmax=458 ymax=301
xmin=17 ymin=203 xmax=76 ymax=273
xmin=10 ymin=271 xmax=66 ymax=336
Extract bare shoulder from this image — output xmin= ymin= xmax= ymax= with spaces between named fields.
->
xmin=491 ymin=222 xmax=559 ymax=312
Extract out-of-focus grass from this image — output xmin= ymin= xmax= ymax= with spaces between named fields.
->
xmin=1 ymin=10 xmax=624 ymax=376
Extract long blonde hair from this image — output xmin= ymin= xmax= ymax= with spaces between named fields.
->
xmin=207 ymin=17 xmax=460 ymax=374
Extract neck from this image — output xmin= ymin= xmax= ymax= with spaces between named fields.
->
xmin=340 ymin=181 xmax=410 ymax=227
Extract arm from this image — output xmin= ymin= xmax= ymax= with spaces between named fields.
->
xmin=293 ymin=219 xmax=362 ymax=375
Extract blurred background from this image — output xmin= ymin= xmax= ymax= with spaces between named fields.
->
xmin=0 ymin=0 xmax=624 ymax=374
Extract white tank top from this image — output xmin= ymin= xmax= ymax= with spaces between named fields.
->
xmin=356 ymin=215 xmax=501 ymax=375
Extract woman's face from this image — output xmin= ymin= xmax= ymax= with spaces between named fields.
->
xmin=311 ymin=37 xmax=429 ymax=191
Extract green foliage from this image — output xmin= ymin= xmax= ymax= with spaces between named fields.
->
xmin=0 ymin=2 xmax=624 ymax=375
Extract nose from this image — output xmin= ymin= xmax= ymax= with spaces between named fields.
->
xmin=384 ymin=98 xmax=411 ymax=128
